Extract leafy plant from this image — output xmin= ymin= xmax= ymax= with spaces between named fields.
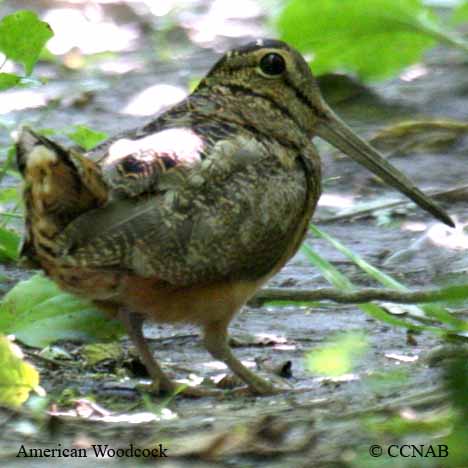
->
xmin=0 ymin=274 xmax=124 ymax=347
xmin=0 ymin=10 xmax=53 ymax=90
xmin=307 ymin=332 xmax=368 ymax=377
xmin=278 ymin=0 xmax=468 ymax=81
xmin=0 ymin=145 xmax=21 ymax=261
xmin=0 ymin=334 xmax=40 ymax=407
xmin=66 ymin=125 xmax=108 ymax=151
xmin=0 ymin=225 xmax=20 ymax=261
xmin=453 ymin=1 xmax=468 ymax=23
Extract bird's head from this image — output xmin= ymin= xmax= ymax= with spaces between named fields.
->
xmin=195 ymin=39 xmax=453 ymax=227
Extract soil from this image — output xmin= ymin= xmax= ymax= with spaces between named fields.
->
xmin=0 ymin=1 xmax=467 ymax=467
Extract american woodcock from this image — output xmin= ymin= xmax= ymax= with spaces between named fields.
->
xmin=16 ymin=39 xmax=454 ymax=396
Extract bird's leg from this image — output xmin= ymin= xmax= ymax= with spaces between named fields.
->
xmin=118 ymin=308 xmax=176 ymax=394
xmin=203 ymin=321 xmax=280 ymax=395
xmin=119 ymin=309 xmax=222 ymax=398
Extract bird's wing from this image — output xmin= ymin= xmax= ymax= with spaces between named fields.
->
xmin=56 ymin=135 xmax=310 ymax=286
xmin=98 ymin=127 xmax=206 ymax=198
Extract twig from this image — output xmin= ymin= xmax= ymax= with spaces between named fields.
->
xmin=23 ymin=349 xmax=73 ymax=368
xmin=316 ymin=184 xmax=468 ymax=224
xmin=249 ymin=286 xmax=465 ymax=307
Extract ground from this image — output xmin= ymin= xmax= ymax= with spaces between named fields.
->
xmin=0 ymin=1 xmax=467 ymax=467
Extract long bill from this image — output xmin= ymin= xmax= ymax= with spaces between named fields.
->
xmin=315 ymin=109 xmax=454 ymax=228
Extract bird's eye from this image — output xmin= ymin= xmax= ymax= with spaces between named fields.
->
xmin=259 ymin=53 xmax=286 ymax=76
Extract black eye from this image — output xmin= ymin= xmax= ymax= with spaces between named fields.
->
xmin=259 ymin=53 xmax=286 ymax=76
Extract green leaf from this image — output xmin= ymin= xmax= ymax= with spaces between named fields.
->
xmin=278 ymin=0 xmax=438 ymax=80
xmin=0 ymin=226 xmax=20 ymax=261
xmin=66 ymin=125 xmax=108 ymax=151
xmin=453 ymin=1 xmax=468 ymax=24
xmin=0 ymin=72 xmax=20 ymax=91
xmin=0 ymin=187 xmax=20 ymax=204
xmin=307 ymin=332 xmax=368 ymax=377
xmin=0 ymin=274 xmax=124 ymax=347
xmin=82 ymin=342 xmax=124 ymax=367
xmin=0 ymin=10 xmax=53 ymax=75
xmin=0 ymin=145 xmax=16 ymax=185
xmin=0 ymin=334 xmax=40 ymax=407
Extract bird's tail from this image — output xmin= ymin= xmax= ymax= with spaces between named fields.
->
xmin=15 ymin=127 xmax=108 ymax=265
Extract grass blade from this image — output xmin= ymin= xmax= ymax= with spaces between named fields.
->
xmin=301 ymin=243 xmax=446 ymax=335
xmin=309 ymin=225 xmax=467 ymax=331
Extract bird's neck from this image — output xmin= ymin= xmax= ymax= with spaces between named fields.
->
xmin=190 ymin=85 xmax=311 ymax=150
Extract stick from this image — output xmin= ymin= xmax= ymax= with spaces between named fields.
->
xmin=250 ymin=286 xmax=467 ymax=307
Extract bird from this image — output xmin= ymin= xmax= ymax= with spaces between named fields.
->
xmin=15 ymin=39 xmax=454 ymax=397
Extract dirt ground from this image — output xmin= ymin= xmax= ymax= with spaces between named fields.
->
xmin=1 ymin=1 xmax=467 ymax=467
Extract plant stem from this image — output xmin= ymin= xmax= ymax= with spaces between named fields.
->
xmin=415 ymin=18 xmax=468 ymax=54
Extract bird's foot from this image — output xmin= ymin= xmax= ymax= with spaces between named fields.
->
xmin=218 ymin=373 xmax=315 ymax=397
xmin=138 ymin=379 xmax=224 ymax=398
xmin=223 ymin=373 xmax=292 ymax=396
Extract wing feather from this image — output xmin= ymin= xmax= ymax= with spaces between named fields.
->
xmin=99 ymin=127 xmax=205 ymax=198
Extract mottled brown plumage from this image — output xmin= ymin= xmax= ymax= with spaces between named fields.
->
xmin=16 ymin=39 xmax=452 ymax=396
